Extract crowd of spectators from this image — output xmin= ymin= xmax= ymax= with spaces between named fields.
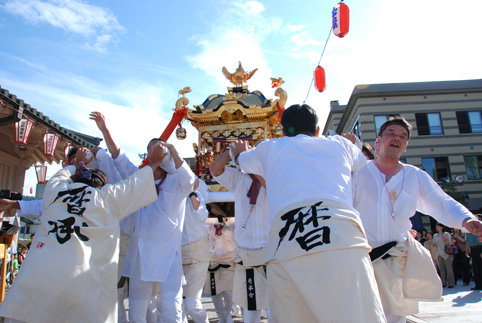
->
xmin=418 ymin=214 xmax=482 ymax=290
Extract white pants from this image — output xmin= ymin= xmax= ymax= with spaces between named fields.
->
xmin=268 ymin=248 xmax=386 ymax=323
xmin=118 ymin=293 xmax=129 ymax=323
xmin=147 ymin=291 xmax=161 ymax=323
xmin=242 ymin=309 xmax=261 ymax=323
xmin=182 ymin=296 xmax=209 ymax=323
xmin=242 ymin=308 xmax=272 ymax=323
xmin=129 ymin=255 xmax=183 ymax=323
xmin=212 ymin=291 xmax=235 ymax=323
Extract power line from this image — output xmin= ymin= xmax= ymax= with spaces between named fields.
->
xmin=303 ymin=26 xmax=333 ymax=104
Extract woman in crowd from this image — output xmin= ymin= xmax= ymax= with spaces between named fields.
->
xmin=433 ymin=223 xmax=455 ymax=288
xmin=452 ymin=228 xmax=470 ymax=286
xmin=424 ymin=231 xmax=438 ymax=272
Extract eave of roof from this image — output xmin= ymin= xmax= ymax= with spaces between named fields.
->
xmin=0 ymin=87 xmax=102 ymax=148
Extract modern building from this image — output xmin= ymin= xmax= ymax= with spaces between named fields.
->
xmin=323 ymin=79 xmax=482 ymax=229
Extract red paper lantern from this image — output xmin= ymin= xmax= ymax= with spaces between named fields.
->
xmin=43 ymin=133 xmax=60 ymax=157
xmin=314 ymin=66 xmax=326 ymax=93
xmin=14 ymin=118 xmax=34 ymax=145
xmin=35 ymin=164 xmax=48 ymax=184
xmin=332 ymin=2 xmax=350 ymax=38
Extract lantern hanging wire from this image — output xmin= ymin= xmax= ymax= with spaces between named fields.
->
xmin=303 ymin=26 xmax=333 ymax=104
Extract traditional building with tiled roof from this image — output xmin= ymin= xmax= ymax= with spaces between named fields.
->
xmin=0 ymin=86 xmax=102 ymax=196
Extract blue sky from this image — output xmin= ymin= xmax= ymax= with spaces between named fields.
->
xmin=1 ymin=0 xmax=481 ymax=195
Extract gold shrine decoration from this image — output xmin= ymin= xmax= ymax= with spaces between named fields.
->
xmin=222 ymin=62 xmax=258 ymax=87
xmin=271 ymin=77 xmax=285 ymax=88
xmin=187 ymin=103 xmax=279 ymax=128
xmin=198 ymin=121 xmax=268 ymax=142
xmin=170 ymin=63 xmax=288 ymax=184
xmin=275 ymin=87 xmax=287 ymax=110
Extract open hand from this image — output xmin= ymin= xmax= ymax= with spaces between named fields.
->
xmin=230 ymin=140 xmax=250 ymax=157
xmin=409 ymin=229 xmax=417 ymax=239
xmin=193 ymin=178 xmax=200 ymax=190
xmin=89 ymin=112 xmax=107 ymax=132
xmin=159 ymin=140 xmax=174 ymax=152
xmin=0 ymin=199 xmax=19 ymax=214
xmin=463 ymin=219 xmax=482 ymax=236
xmin=75 ymin=147 xmax=93 ymax=165
xmin=148 ymin=143 xmax=169 ymax=165
xmin=341 ymin=132 xmax=357 ymax=144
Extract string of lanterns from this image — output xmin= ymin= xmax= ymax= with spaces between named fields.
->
xmin=2 ymin=101 xmax=57 ymax=184
xmin=14 ymin=116 xmax=61 ymax=157
xmin=2 ymin=97 xmax=64 ymax=157
xmin=304 ymin=0 xmax=350 ymax=103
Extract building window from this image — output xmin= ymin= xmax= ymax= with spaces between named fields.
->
xmin=422 ymin=157 xmax=450 ymax=181
xmin=374 ymin=114 xmax=401 ymax=136
xmin=415 ymin=113 xmax=443 ymax=135
xmin=374 ymin=115 xmax=387 ymax=135
xmin=456 ymin=111 xmax=482 ymax=133
xmin=464 ymin=156 xmax=482 ymax=180
xmin=352 ymin=121 xmax=361 ymax=137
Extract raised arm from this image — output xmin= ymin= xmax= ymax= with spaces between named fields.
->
xmin=190 ymin=179 xmax=201 ymax=210
xmin=146 ymin=143 xmax=169 ymax=172
xmin=100 ymin=142 xmax=168 ymax=219
xmin=191 ymin=191 xmax=209 ymax=222
xmin=160 ymin=141 xmax=184 ymax=169
xmin=93 ymin=148 xmax=124 ymax=184
xmin=90 ymin=111 xmax=120 ymax=159
xmin=210 ymin=150 xmax=231 ymax=176
xmin=417 ymin=170 xmax=482 ymax=236
xmin=341 ymin=132 xmax=363 ymax=150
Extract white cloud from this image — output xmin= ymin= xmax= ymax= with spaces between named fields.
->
xmin=236 ymin=1 xmax=265 ymax=15
xmin=284 ymin=23 xmax=306 ymax=33
xmin=187 ymin=1 xmax=283 ymax=95
xmin=86 ymin=34 xmax=116 ymax=52
xmin=1 ymin=0 xmax=124 ymax=51
xmin=291 ymin=31 xmax=323 ymax=47
xmin=186 ymin=1 xmax=336 ymax=130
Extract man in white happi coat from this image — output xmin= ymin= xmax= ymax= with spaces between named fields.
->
xmin=205 ymin=217 xmax=236 ymax=323
xmin=90 ymin=112 xmax=196 ymax=323
xmin=210 ymin=149 xmax=271 ymax=323
xmin=351 ymin=116 xmax=482 ymax=323
xmin=181 ymin=178 xmax=210 ymax=323
xmin=3 ymin=144 xmax=124 ymax=214
xmin=1 ymin=145 xmax=132 ymax=323
xmin=231 ymin=104 xmax=386 ymax=323
xmin=0 ymin=143 xmax=167 ymax=323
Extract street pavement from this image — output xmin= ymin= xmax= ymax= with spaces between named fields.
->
xmin=124 ymin=283 xmax=481 ymax=322
xmin=122 ymin=296 xmax=269 ymax=322
xmin=197 ymin=284 xmax=481 ymax=323
xmin=407 ymin=283 xmax=482 ymax=323
xmin=6 ymin=281 xmax=480 ymax=322
xmin=195 ymin=297 xmax=268 ymax=323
